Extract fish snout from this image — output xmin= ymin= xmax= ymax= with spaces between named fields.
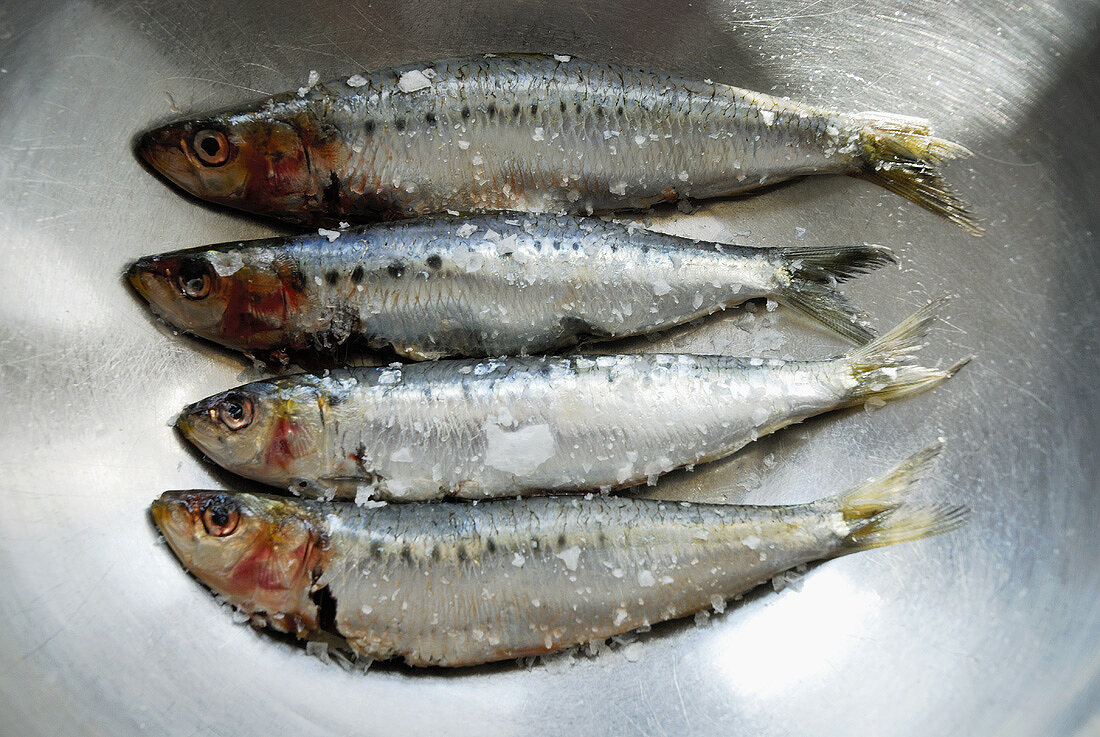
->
xmin=136 ymin=125 xmax=202 ymax=193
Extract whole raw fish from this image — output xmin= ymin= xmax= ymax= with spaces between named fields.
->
xmin=127 ymin=212 xmax=895 ymax=358
xmin=137 ymin=55 xmax=979 ymax=232
xmin=177 ymin=301 xmax=966 ymax=500
xmin=151 ymin=444 xmax=967 ymax=666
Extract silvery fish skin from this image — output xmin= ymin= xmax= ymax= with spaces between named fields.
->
xmin=136 ymin=55 xmax=979 ymax=233
xmin=126 ymin=212 xmax=895 ymax=358
xmin=150 ymin=446 xmax=967 ymax=667
xmin=177 ymin=302 xmax=966 ymax=501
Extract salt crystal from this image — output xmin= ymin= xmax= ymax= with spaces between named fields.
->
xmin=390 ymin=447 xmax=414 ymax=463
xmin=652 ymin=278 xmax=672 ymax=296
xmin=637 ymin=570 xmax=656 ymax=587
xmin=743 ymin=534 xmax=761 ymax=550
xmin=346 ymin=74 xmax=368 ymax=87
xmin=694 ymin=610 xmax=711 ymax=627
xmin=532 ymin=127 xmax=546 ymax=141
xmin=760 ymin=109 xmax=776 ymax=125
xmin=306 ymin=641 xmax=332 ymax=664
xmin=634 ymin=134 xmax=646 ymax=146
xmin=511 ymin=552 xmax=526 ymax=567
xmin=208 ymin=250 xmax=244 ymax=277
xmin=622 ymin=642 xmax=644 ymax=662
xmin=609 ymin=181 xmax=627 ymax=196
xmin=692 ymin=292 xmax=704 ymax=310
xmin=556 ymin=546 xmax=581 ymax=571
xmin=678 ymin=170 xmax=689 ymax=181
xmin=613 ymin=608 xmax=629 ymax=626
xmin=751 ymin=407 xmax=768 ymax=425
xmin=485 ymin=423 xmax=555 ymax=474
xmin=397 ymin=69 xmax=432 ymax=93
xmin=456 ymin=223 xmax=478 ymax=238
xmin=457 ymin=140 xmax=470 ymax=150
xmin=318 ymin=227 xmax=341 ymax=242
xmin=297 ymin=69 xmax=320 ymax=97
xmin=553 ymin=54 xmax=571 ymax=62
xmin=710 ymin=594 xmax=726 ymax=613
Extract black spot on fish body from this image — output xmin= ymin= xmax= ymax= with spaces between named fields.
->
xmin=560 ymin=100 xmax=566 ymax=113
xmin=430 ymin=544 xmax=442 ymax=562
xmin=530 ymin=103 xmax=538 ymax=114
xmin=456 ymin=543 xmax=468 ymax=562
xmin=351 ymin=265 xmax=365 ymax=283
xmin=322 ymin=172 xmax=341 ymax=215
xmin=309 ymin=585 xmax=339 ymax=635
xmin=617 ymin=106 xmax=624 ymax=116
xmin=395 ymin=118 xmax=406 ymax=131
xmin=387 ymin=262 xmax=405 ymax=279
xmin=575 ymin=102 xmax=582 ymax=115
xmin=557 ymin=533 xmax=567 ymax=548
xmin=426 ymin=254 xmax=442 ymax=269
xmin=325 ymin=270 xmax=339 ymax=286
xmin=400 ymin=543 xmax=414 ymax=564
xmin=461 ymin=105 xmax=470 ymax=119
xmin=364 ymin=118 xmax=375 ymax=134
xmin=512 ymin=103 xmax=520 ymax=117
xmin=425 ymin=112 xmax=436 ymax=125
xmin=486 ymin=538 xmax=497 ymax=553
xmin=487 ymin=103 xmax=497 ymax=117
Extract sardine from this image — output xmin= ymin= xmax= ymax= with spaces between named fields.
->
xmin=137 ymin=55 xmax=979 ymax=233
xmin=177 ymin=301 xmax=967 ymax=500
xmin=127 ymin=212 xmax=895 ymax=358
xmin=150 ymin=444 xmax=968 ymax=667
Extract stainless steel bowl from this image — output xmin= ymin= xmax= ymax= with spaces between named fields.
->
xmin=1 ymin=1 xmax=1097 ymax=735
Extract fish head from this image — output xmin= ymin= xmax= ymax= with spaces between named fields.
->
xmin=127 ymin=244 xmax=305 ymax=351
xmin=136 ymin=99 xmax=327 ymax=221
xmin=151 ymin=490 xmax=326 ymax=630
xmin=177 ymin=379 xmax=327 ymax=489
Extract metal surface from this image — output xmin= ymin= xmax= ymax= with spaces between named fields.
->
xmin=1 ymin=1 xmax=1097 ymax=735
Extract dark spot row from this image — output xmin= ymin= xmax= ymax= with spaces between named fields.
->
xmin=364 ymin=100 xmax=629 ymax=134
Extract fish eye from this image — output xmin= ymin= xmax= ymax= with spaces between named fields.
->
xmin=214 ymin=394 xmax=254 ymax=431
xmin=177 ymin=257 xmax=213 ymax=299
xmin=201 ymin=502 xmax=240 ymax=537
xmin=192 ymin=129 xmax=230 ymax=166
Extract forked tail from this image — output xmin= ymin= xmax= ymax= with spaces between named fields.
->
xmin=774 ymin=243 xmax=897 ymax=344
xmin=836 ymin=442 xmax=970 ymax=553
xmin=853 ymin=112 xmax=982 ymax=235
xmin=842 ymin=298 xmax=971 ymax=405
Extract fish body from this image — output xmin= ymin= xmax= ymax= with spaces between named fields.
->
xmin=151 ymin=446 xmax=967 ymax=666
xmin=137 ymin=56 xmax=978 ymax=232
xmin=177 ymin=302 xmax=965 ymax=500
xmin=127 ymin=212 xmax=895 ymax=357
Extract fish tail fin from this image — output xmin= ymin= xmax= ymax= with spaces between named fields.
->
xmin=775 ymin=243 xmax=897 ymax=343
xmin=852 ymin=112 xmax=982 ymax=235
xmin=842 ymin=297 xmax=970 ymax=404
xmin=837 ymin=442 xmax=969 ymax=552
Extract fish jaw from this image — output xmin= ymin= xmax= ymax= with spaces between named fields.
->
xmin=151 ymin=494 xmax=201 ymax=568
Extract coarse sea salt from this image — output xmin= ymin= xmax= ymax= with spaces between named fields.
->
xmin=318 ymin=227 xmax=341 ymax=242
xmin=397 ymin=69 xmax=432 ymax=93
xmin=297 ymin=69 xmax=320 ymax=97
xmin=346 ymin=74 xmax=368 ymax=87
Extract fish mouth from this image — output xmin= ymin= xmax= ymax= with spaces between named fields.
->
xmin=126 ymin=257 xmax=156 ymax=301
xmin=151 ymin=494 xmax=196 ymax=563
xmin=135 ymin=125 xmax=202 ymax=194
